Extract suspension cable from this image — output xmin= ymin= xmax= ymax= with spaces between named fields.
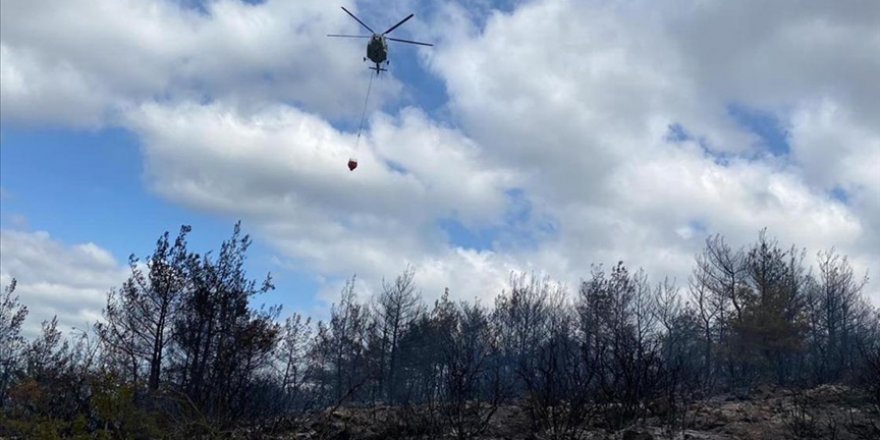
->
xmin=355 ymin=71 xmax=376 ymax=149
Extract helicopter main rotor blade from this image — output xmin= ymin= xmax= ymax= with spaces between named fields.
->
xmin=382 ymin=13 xmax=414 ymax=35
xmin=340 ymin=6 xmax=375 ymax=34
xmin=327 ymin=34 xmax=371 ymax=39
xmin=387 ymin=37 xmax=433 ymax=47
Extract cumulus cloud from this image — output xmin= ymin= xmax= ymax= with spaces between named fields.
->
xmin=0 ymin=230 xmax=128 ymax=338
xmin=667 ymin=0 xmax=880 ymax=124
xmin=0 ymin=0 xmax=407 ymax=127
xmin=125 ymin=100 xmax=516 ymax=303
xmin=1 ymin=0 xmax=878 ymax=309
xmin=428 ymin=0 xmax=879 ymax=298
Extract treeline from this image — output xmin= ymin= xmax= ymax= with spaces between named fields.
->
xmin=1 ymin=224 xmax=879 ymax=439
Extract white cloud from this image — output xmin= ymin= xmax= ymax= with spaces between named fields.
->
xmin=0 ymin=230 xmax=128 ymax=338
xmin=789 ymin=100 xmax=880 ymax=222
xmin=428 ymin=0 xmax=880 ymax=300
xmin=125 ymin=99 xmax=519 ymax=304
xmin=667 ymin=0 xmax=880 ymax=123
xmin=1 ymin=0 xmax=878 ymax=309
xmin=0 ymin=0 xmax=406 ymax=127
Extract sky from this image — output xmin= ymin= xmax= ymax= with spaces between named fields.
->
xmin=1 ymin=0 xmax=878 ymax=337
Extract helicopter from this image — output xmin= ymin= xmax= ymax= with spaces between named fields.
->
xmin=328 ymin=6 xmax=433 ymax=74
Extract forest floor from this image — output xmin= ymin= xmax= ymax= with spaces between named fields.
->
xmin=242 ymin=385 xmax=879 ymax=440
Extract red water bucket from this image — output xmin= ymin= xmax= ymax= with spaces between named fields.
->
xmin=347 ymin=158 xmax=358 ymax=171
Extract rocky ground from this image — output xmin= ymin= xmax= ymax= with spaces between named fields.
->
xmin=241 ymin=385 xmax=879 ymax=440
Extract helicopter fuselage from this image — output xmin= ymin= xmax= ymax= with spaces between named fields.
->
xmin=366 ymin=35 xmax=388 ymax=66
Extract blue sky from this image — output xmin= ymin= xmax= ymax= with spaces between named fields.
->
xmin=2 ymin=0 xmax=878 ymax=334
xmin=0 ymin=126 xmax=323 ymax=312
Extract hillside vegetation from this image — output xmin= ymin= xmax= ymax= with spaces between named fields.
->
xmin=1 ymin=223 xmax=879 ymax=439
